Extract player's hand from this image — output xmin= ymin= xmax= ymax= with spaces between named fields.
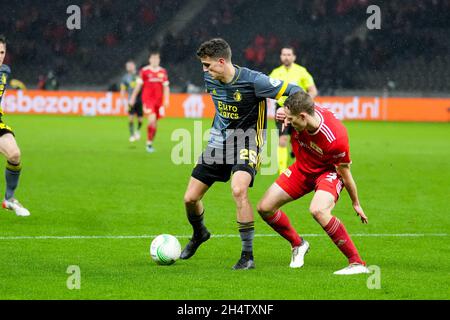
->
xmin=353 ymin=203 xmax=368 ymax=224
xmin=275 ymin=107 xmax=286 ymax=122
xmin=129 ymin=96 xmax=136 ymax=106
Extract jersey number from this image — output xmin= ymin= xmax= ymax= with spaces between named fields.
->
xmin=325 ymin=172 xmax=337 ymax=182
xmin=240 ymin=149 xmax=257 ymax=164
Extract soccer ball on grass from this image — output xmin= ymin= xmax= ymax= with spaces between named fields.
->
xmin=150 ymin=234 xmax=181 ymax=265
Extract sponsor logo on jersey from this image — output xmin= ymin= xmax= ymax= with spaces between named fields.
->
xmin=233 ymin=90 xmax=242 ymax=102
xmin=217 ymin=101 xmax=239 ymax=119
xmin=310 ymin=141 xmax=323 ymax=155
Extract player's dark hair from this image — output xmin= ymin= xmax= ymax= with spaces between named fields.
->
xmin=284 ymin=91 xmax=315 ymax=116
xmin=197 ymin=38 xmax=232 ymax=61
xmin=149 ymin=49 xmax=160 ymax=57
xmin=0 ymin=35 xmax=6 ymax=45
xmin=281 ymin=46 xmax=296 ymax=55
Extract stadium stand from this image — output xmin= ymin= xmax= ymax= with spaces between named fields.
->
xmin=2 ymin=0 xmax=449 ymax=95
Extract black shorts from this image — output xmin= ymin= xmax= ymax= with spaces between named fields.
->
xmin=128 ymin=100 xmax=143 ymax=117
xmin=191 ymin=146 xmax=260 ymax=188
xmin=0 ymin=119 xmax=14 ymax=137
xmin=275 ymin=103 xmax=292 ymax=136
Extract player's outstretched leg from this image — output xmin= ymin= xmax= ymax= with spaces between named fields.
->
xmin=257 ymin=183 xmax=308 ymax=268
xmin=310 ymin=190 xmax=368 ymax=275
xmin=180 ymin=210 xmax=211 ymax=259
xmin=0 ymin=133 xmax=30 ymax=216
xmin=180 ymin=177 xmax=211 ymax=260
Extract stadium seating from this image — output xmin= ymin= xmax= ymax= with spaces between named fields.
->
xmin=2 ymin=0 xmax=449 ymax=95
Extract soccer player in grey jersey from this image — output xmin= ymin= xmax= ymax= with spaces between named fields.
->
xmin=181 ymin=38 xmax=301 ymax=269
xmin=0 ymin=35 xmax=30 ymax=216
xmin=120 ymin=60 xmax=143 ymax=142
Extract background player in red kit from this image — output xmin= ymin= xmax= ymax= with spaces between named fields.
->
xmin=130 ymin=51 xmax=170 ymax=152
xmin=257 ymin=91 xmax=370 ymax=275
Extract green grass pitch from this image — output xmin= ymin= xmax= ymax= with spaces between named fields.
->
xmin=0 ymin=114 xmax=448 ymax=300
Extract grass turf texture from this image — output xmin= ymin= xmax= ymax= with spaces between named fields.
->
xmin=0 ymin=115 xmax=448 ymax=300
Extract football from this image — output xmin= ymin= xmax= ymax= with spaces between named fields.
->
xmin=150 ymin=234 xmax=181 ymax=265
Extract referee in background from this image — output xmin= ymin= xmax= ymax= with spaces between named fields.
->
xmin=270 ymin=46 xmax=318 ymax=175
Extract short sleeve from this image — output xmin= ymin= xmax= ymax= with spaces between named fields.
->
xmin=163 ymin=69 xmax=169 ymax=86
xmin=254 ymin=72 xmax=298 ymax=100
xmin=332 ymin=139 xmax=351 ymax=166
xmin=300 ymin=69 xmax=315 ymax=89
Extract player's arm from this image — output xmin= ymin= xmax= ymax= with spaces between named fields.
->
xmin=163 ymin=80 xmax=170 ymax=108
xmin=301 ymin=69 xmax=318 ymax=99
xmin=254 ymin=73 xmax=302 ymax=100
xmin=254 ymin=73 xmax=302 ymax=129
xmin=119 ymin=83 xmax=127 ymax=101
xmin=336 ymin=163 xmax=368 ymax=224
xmin=307 ymin=84 xmax=318 ymax=99
xmin=129 ymin=78 xmax=143 ymax=106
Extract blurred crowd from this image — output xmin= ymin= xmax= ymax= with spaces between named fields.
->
xmin=1 ymin=0 xmax=448 ymax=92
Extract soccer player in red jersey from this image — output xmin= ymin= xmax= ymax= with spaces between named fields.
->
xmin=257 ymin=91 xmax=369 ymax=275
xmin=130 ymin=51 xmax=170 ymax=152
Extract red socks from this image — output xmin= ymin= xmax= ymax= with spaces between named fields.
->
xmin=147 ymin=124 xmax=156 ymax=142
xmin=324 ymin=216 xmax=364 ymax=265
xmin=263 ymin=210 xmax=302 ymax=247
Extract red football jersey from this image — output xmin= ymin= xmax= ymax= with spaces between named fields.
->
xmin=139 ymin=66 xmax=169 ymax=104
xmin=291 ymin=105 xmax=351 ymax=175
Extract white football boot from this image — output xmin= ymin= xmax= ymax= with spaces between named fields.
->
xmin=2 ymin=198 xmax=30 ymax=217
xmin=134 ymin=131 xmax=141 ymax=140
xmin=129 ymin=135 xmax=136 ymax=142
xmin=290 ymin=240 xmax=310 ymax=268
xmin=333 ymin=263 xmax=370 ymax=275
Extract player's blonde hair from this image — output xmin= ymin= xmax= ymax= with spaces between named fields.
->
xmin=284 ymin=91 xmax=315 ymax=116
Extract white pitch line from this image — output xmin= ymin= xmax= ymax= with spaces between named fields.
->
xmin=0 ymin=233 xmax=447 ymax=240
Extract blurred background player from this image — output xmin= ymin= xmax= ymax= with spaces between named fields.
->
xmin=130 ymin=51 xmax=170 ymax=153
xmin=120 ymin=60 xmax=143 ymax=142
xmin=257 ymin=91 xmax=369 ymax=275
xmin=0 ymin=35 xmax=30 ymax=216
xmin=180 ymin=38 xmax=301 ymax=270
xmin=270 ymin=46 xmax=318 ymax=175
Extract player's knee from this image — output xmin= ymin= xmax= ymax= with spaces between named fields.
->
xmin=309 ymin=205 xmax=328 ymax=221
xmin=231 ymin=185 xmax=247 ymax=200
xmin=7 ymin=148 xmax=21 ymax=164
xmin=183 ymin=193 xmax=200 ymax=207
xmin=256 ymin=199 xmax=273 ymax=217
